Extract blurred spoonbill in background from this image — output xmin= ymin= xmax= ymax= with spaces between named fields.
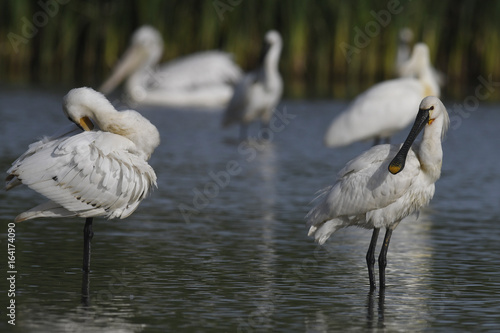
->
xmin=307 ymin=96 xmax=449 ymax=289
xmin=398 ymin=41 xmax=446 ymax=88
xmin=395 ymin=27 xmax=414 ymax=76
xmin=324 ymin=43 xmax=440 ymax=148
xmin=5 ymin=87 xmax=160 ymax=272
xmin=100 ymin=25 xmax=242 ymax=108
xmin=222 ymin=30 xmax=283 ymax=139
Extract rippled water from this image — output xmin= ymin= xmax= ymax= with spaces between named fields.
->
xmin=1 ymin=87 xmax=500 ymax=332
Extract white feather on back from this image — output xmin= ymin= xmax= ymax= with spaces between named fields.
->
xmin=7 ymin=127 xmax=156 ymax=222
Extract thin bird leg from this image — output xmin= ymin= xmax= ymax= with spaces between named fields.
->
xmin=82 ymin=218 xmax=94 ymax=273
xmin=372 ymin=137 xmax=381 ymax=146
xmin=366 ymin=228 xmax=380 ymax=290
xmin=378 ymin=228 xmax=393 ymax=289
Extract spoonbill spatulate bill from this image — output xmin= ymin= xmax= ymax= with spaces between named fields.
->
xmin=307 ymin=96 xmax=449 ymax=289
xmin=5 ymin=87 xmax=160 ymax=272
xmin=324 ymin=43 xmax=440 ymax=148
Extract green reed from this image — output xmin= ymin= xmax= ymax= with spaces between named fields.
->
xmin=1 ymin=0 xmax=499 ymax=101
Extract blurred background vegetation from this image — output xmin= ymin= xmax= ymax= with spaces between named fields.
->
xmin=1 ymin=0 xmax=499 ymax=100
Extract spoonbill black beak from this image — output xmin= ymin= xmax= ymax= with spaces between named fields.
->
xmin=388 ymin=107 xmax=431 ymax=174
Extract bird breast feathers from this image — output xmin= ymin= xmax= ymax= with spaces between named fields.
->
xmin=328 ymin=145 xmax=420 ymax=217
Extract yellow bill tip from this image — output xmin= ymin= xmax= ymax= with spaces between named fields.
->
xmin=79 ymin=116 xmax=94 ymax=131
xmin=388 ymin=163 xmax=401 ymax=175
xmin=428 ymin=118 xmax=435 ymax=125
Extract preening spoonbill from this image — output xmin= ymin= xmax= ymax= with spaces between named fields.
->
xmin=100 ymin=25 xmax=242 ymax=108
xmin=222 ymin=30 xmax=283 ymax=139
xmin=307 ymin=96 xmax=449 ymax=289
xmin=5 ymin=87 xmax=160 ymax=272
xmin=324 ymin=43 xmax=440 ymax=148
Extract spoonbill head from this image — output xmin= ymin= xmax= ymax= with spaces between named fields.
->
xmin=99 ymin=25 xmax=242 ymax=107
xmin=308 ymin=96 xmax=448 ymax=289
xmin=222 ymin=30 xmax=283 ymax=139
xmin=100 ymin=26 xmax=163 ymax=95
xmin=395 ymin=27 xmax=414 ymax=75
xmin=6 ymin=87 xmax=160 ymax=272
xmin=398 ymin=42 xmax=445 ymax=89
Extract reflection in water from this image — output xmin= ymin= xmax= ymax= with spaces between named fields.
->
xmin=248 ymin=139 xmax=277 ymax=221
xmin=81 ymin=271 xmax=90 ymax=307
xmin=366 ymin=289 xmax=385 ymax=329
xmin=2 ymin=90 xmax=500 ymax=331
xmin=18 ymin=305 xmax=145 ymax=333
xmin=303 ymin=214 xmax=437 ymax=332
xmin=237 ymin=139 xmax=278 ymax=331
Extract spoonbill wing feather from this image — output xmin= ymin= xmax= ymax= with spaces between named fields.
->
xmin=7 ymin=131 xmax=156 ymax=221
xmin=325 ymin=78 xmax=424 ymax=147
xmin=156 ymin=51 xmax=242 ymax=90
xmin=307 ymin=145 xmax=420 ymax=226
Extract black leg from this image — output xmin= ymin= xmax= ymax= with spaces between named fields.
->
xmin=378 ymin=228 xmax=393 ymax=289
xmin=82 ymin=218 xmax=94 ymax=273
xmin=366 ymin=228 xmax=380 ymax=290
xmin=372 ymin=137 xmax=381 ymax=146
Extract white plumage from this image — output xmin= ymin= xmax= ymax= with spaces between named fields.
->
xmin=6 ymin=87 xmax=160 ymax=222
xmin=222 ymin=30 xmax=283 ymax=134
xmin=395 ymin=27 xmax=414 ymax=76
xmin=324 ymin=43 xmax=440 ymax=147
xmin=308 ymin=96 xmax=449 ymax=288
xmin=100 ymin=25 xmax=242 ymax=108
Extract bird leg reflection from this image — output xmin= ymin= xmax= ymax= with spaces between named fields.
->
xmin=366 ymin=228 xmax=380 ymax=290
xmin=82 ymin=218 xmax=94 ymax=273
xmin=366 ymin=288 xmax=386 ymax=329
xmin=239 ymin=124 xmax=248 ymax=141
xmin=378 ymin=228 xmax=393 ymax=289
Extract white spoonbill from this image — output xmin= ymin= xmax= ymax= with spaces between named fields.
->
xmin=307 ymin=96 xmax=449 ymax=289
xmin=222 ymin=30 xmax=283 ymax=139
xmin=5 ymin=87 xmax=160 ymax=272
xmin=324 ymin=43 xmax=440 ymax=148
xmin=395 ymin=27 xmax=414 ymax=76
xmin=99 ymin=25 xmax=242 ymax=108
xmin=398 ymin=41 xmax=446 ymax=88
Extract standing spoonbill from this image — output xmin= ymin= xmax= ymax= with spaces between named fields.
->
xmin=324 ymin=43 xmax=440 ymax=148
xmin=100 ymin=25 xmax=242 ymax=108
xmin=222 ymin=30 xmax=283 ymax=139
xmin=307 ymin=96 xmax=449 ymax=289
xmin=5 ymin=87 xmax=160 ymax=272
xmin=395 ymin=27 xmax=414 ymax=77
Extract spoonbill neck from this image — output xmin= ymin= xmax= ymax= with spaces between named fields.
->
xmin=419 ymin=65 xmax=440 ymax=97
xmin=417 ymin=115 xmax=445 ymax=182
xmin=64 ymin=88 xmax=160 ymax=160
xmin=264 ymin=41 xmax=281 ymax=74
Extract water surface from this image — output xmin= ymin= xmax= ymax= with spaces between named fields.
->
xmin=1 ymin=87 xmax=499 ymax=332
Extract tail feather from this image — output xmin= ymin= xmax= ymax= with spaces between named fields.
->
xmin=307 ymin=219 xmax=344 ymax=245
xmin=15 ymin=201 xmax=76 ymax=222
xmin=5 ymin=175 xmax=22 ymax=191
